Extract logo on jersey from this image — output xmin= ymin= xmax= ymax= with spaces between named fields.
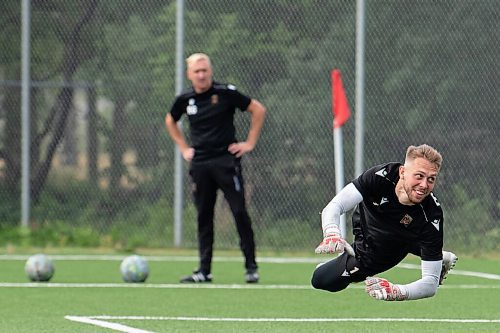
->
xmin=186 ymin=98 xmax=198 ymax=115
xmin=400 ymin=214 xmax=413 ymax=227
xmin=431 ymin=219 xmax=440 ymax=231
xmin=373 ymin=197 xmax=389 ymax=206
xmin=375 ymin=168 xmax=388 ymax=177
xmin=430 ymin=192 xmax=441 ymax=206
xmin=211 ymin=94 xmax=218 ymax=105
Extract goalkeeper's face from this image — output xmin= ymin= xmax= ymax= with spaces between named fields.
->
xmin=400 ymin=157 xmax=439 ymax=204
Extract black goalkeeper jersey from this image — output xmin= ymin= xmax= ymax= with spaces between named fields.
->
xmin=351 ymin=162 xmax=444 ymax=273
xmin=169 ymin=82 xmax=251 ymax=163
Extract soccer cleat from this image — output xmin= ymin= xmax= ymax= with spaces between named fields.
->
xmin=245 ymin=269 xmax=259 ymax=283
xmin=440 ymin=251 xmax=458 ymax=285
xmin=179 ymin=270 xmax=213 ymax=283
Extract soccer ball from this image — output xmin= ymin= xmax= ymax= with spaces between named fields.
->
xmin=25 ymin=254 xmax=55 ymax=282
xmin=120 ymin=255 xmax=149 ymax=283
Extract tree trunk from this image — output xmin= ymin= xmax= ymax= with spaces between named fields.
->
xmin=4 ymin=86 xmax=21 ymax=190
xmin=31 ymin=87 xmax=74 ymax=202
xmin=61 ymin=98 xmax=78 ymax=166
xmin=87 ymin=86 xmax=98 ymax=188
xmin=30 ymin=1 xmax=98 ymax=203
xmin=109 ymin=97 xmax=127 ymax=194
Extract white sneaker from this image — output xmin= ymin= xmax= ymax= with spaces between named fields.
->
xmin=440 ymin=251 xmax=458 ymax=285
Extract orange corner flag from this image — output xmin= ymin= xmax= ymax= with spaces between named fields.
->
xmin=331 ymin=69 xmax=351 ymax=128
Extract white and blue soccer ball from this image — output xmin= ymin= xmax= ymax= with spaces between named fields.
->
xmin=25 ymin=254 xmax=55 ymax=282
xmin=120 ymin=255 xmax=149 ymax=283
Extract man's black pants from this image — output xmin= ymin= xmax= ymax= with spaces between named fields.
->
xmin=189 ymin=159 xmax=257 ymax=275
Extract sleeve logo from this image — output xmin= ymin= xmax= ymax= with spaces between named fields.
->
xmin=431 ymin=219 xmax=440 ymax=231
xmin=430 ymin=192 xmax=440 ymax=206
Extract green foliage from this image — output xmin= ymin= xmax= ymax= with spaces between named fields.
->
xmin=0 ymin=175 xmax=174 ymax=249
xmin=1 ymin=1 xmax=498 ymax=255
xmin=0 ymin=223 xmax=100 ymax=248
xmin=0 ymin=189 xmax=21 ymax=226
xmin=445 ymin=184 xmax=499 ymax=253
xmin=1 ymin=172 xmax=497 ymax=252
xmin=256 ymin=218 xmax=319 ymax=251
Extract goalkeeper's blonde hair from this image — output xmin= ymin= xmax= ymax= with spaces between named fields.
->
xmin=405 ymin=144 xmax=443 ymax=171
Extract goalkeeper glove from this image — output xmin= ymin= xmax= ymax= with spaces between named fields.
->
xmin=315 ymin=225 xmax=354 ymax=256
xmin=365 ymin=277 xmax=408 ymax=301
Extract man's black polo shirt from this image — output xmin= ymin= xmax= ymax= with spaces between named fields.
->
xmin=170 ymin=82 xmax=251 ymax=164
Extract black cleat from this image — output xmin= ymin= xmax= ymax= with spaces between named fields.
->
xmin=245 ymin=269 xmax=259 ymax=283
xmin=180 ymin=270 xmax=213 ymax=283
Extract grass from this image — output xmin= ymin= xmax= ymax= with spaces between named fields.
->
xmin=0 ymin=250 xmax=499 ymax=333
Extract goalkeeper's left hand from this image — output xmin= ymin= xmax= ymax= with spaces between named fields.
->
xmin=365 ymin=277 xmax=408 ymax=301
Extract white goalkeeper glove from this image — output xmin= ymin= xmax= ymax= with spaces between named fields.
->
xmin=315 ymin=225 xmax=354 ymax=256
xmin=365 ymin=277 xmax=408 ymax=301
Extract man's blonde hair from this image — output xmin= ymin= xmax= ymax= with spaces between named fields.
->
xmin=405 ymin=144 xmax=443 ymax=170
xmin=186 ymin=53 xmax=212 ymax=69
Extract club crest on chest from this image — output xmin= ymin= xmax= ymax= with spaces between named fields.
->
xmin=400 ymin=214 xmax=413 ymax=227
xmin=211 ymin=94 xmax=218 ymax=105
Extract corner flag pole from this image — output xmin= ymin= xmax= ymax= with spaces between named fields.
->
xmin=331 ymin=70 xmax=351 ymax=239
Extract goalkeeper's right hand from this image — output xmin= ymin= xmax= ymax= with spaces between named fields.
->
xmin=314 ymin=225 xmax=354 ymax=256
xmin=365 ymin=277 xmax=408 ymax=301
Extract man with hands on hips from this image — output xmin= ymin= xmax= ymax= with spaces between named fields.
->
xmin=166 ymin=53 xmax=266 ymax=284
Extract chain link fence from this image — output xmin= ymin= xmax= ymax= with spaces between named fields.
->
xmin=1 ymin=1 xmax=498 ymax=253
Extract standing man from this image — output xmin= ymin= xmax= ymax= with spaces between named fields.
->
xmin=165 ymin=53 xmax=266 ymax=283
xmin=312 ymin=144 xmax=458 ymax=300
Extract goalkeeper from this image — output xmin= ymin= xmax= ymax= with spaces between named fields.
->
xmin=311 ymin=144 xmax=458 ymax=301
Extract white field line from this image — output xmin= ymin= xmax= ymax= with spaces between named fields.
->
xmin=1 ymin=282 xmax=499 ymax=289
xmin=65 ymin=315 xmax=154 ymax=333
xmin=87 ymin=315 xmax=500 ymax=323
xmin=2 ymin=254 xmax=500 ymax=281
xmin=65 ymin=314 xmax=500 ymax=332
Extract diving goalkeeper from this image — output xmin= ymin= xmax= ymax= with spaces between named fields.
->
xmin=311 ymin=144 xmax=458 ymax=301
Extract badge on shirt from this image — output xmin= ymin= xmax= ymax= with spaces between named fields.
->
xmin=400 ymin=214 xmax=413 ymax=227
xmin=211 ymin=94 xmax=218 ymax=105
xmin=187 ymin=98 xmax=198 ymax=115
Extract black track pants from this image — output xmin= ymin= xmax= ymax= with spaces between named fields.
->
xmin=190 ymin=160 xmax=257 ymax=274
